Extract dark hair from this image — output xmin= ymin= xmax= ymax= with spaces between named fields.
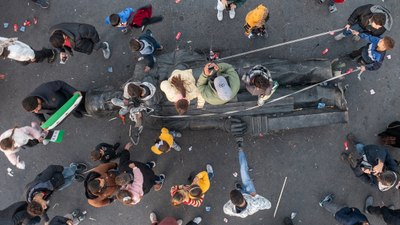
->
xmin=27 ymin=201 xmax=44 ymax=216
xmin=172 ymin=191 xmax=185 ymax=205
xmin=171 ymin=75 xmax=189 ymax=114
xmin=22 ymin=96 xmax=39 ymax=112
xmin=127 ymin=83 xmax=142 ymax=98
xmin=90 ymin=150 xmax=101 ymax=161
xmin=129 ymin=39 xmax=141 ymax=51
xmin=377 ymin=171 xmax=397 ymax=186
xmin=49 ymin=31 xmax=65 ymax=48
xmin=1 ymin=48 xmax=10 ymax=58
xmin=382 ymin=36 xmax=395 ymax=50
xmin=155 ymin=138 xmax=170 ymax=152
xmin=116 ymin=190 xmax=133 ymax=205
xmin=115 ymin=173 xmax=132 ymax=186
xmin=0 ymin=127 xmax=17 ymax=150
xmin=371 ymin=13 xmax=386 ymax=26
xmin=253 ymin=75 xmax=271 ymax=90
xmin=230 ymin=189 xmax=245 ymax=206
xmin=109 ymin=14 xmax=120 ymax=26
xmin=189 ymin=185 xmax=203 ymax=198
xmin=88 ymin=179 xmax=102 ymax=194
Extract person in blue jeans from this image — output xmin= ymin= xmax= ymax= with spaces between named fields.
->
xmin=129 ymin=29 xmax=163 ymax=73
xmin=343 ymin=134 xmax=398 ymax=191
xmin=223 ymin=146 xmax=271 ymax=218
xmin=319 ymin=194 xmax=370 ymax=225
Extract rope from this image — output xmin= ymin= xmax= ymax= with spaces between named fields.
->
xmin=217 ymin=28 xmax=343 ymax=61
xmin=150 ymin=67 xmax=360 ymax=119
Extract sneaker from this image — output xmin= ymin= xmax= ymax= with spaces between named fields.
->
xmin=173 ymin=142 xmax=182 ymax=151
xmin=72 ymin=209 xmax=86 ymax=222
xmin=176 ymin=219 xmax=183 ymax=225
xmin=154 ymin=174 xmax=165 ymax=191
xmin=48 ymin=49 xmax=57 ymax=63
xmin=74 ymin=174 xmax=85 ymax=182
xmin=76 ymin=163 xmax=88 ymax=174
xmin=235 ymin=182 xmax=243 ymax=190
xmin=206 ymin=164 xmax=214 ymax=179
xmin=149 ymin=212 xmax=157 ymax=223
xmin=35 ymin=0 xmax=49 ymax=9
xmin=192 ymin=217 xmax=202 ymax=224
xmin=42 ymin=139 xmax=50 ymax=145
xmin=113 ymin=142 xmax=121 ymax=149
xmin=170 ymin=131 xmax=182 ymax=138
xmin=102 ymin=42 xmax=111 ymax=59
xmin=319 ymin=194 xmax=334 ymax=207
xmin=111 ymin=98 xmax=126 ymax=108
xmin=364 ymin=195 xmax=373 ymax=214
xmin=217 ymin=10 xmax=223 ymax=21
xmin=146 ymin=161 xmax=156 ymax=169
xmin=341 ymin=152 xmax=357 ymax=168
xmin=319 ymin=0 xmax=325 ymax=3
xmin=329 ymin=5 xmax=337 ymax=13
xmin=229 ymin=9 xmax=236 ymax=19
xmin=334 ymin=33 xmax=346 ymax=41
xmin=352 ymin=35 xmax=361 ymax=42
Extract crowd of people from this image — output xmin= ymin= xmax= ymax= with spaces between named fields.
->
xmin=0 ymin=1 xmax=399 ymax=225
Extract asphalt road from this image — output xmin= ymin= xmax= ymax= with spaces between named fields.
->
xmin=1 ymin=0 xmax=400 ymax=225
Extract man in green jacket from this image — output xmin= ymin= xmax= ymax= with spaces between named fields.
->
xmin=197 ymin=63 xmax=240 ymax=105
xmin=217 ymin=0 xmax=247 ymax=21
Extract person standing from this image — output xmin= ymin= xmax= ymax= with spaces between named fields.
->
xmin=21 ymin=80 xmax=85 ymax=123
xmin=217 ymin=0 xmax=247 ymax=21
xmin=49 ymin=23 xmax=111 ymax=63
xmin=365 ymin=195 xmax=400 ymax=225
xmin=319 ymin=194 xmax=370 ymax=225
xmin=1 ymin=37 xmax=56 ymax=65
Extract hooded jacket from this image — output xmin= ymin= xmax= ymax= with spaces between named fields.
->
xmin=49 ymin=23 xmax=100 ymax=54
xmin=335 ymin=207 xmax=369 ymax=225
xmin=244 ymin=4 xmax=269 ymax=36
xmin=0 ymin=201 xmax=40 ymax=225
xmin=347 ymin=4 xmax=392 ymax=36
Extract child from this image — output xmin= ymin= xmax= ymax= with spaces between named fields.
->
xmin=105 ymin=5 xmax=163 ymax=33
xmin=129 ymin=29 xmax=163 ymax=73
xmin=243 ymin=4 xmax=269 ymax=39
xmin=319 ymin=0 xmax=345 ymax=14
xmin=151 ymin=128 xmax=182 ymax=154
xmin=350 ymin=31 xmax=395 ymax=71
xmin=90 ymin=142 xmax=121 ymax=163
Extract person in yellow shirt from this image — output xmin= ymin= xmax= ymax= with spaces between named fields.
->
xmin=151 ymin=128 xmax=182 ymax=155
xmin=244 ymin=4 xmax=269 ymax=39
xmin=191 ymin=164 xmax=214 ymax=194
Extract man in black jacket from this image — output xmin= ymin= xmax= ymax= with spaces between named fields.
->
xmin=22 ymin=80 xmax=85 ymax=123
xmin=0 ymin=201 xmax=41 ymax=225
xmin=49 ymin=23 xmax=111 ymax=62
xmin=24 ymin=163 xmax=87 ymax=224
xmin=335 ymin=4 xmax=392 ymax=41
xmin=48 ymin=209 xmax=86 ymax=225
xmin=365 ymin=195 xmax=400 ymax=225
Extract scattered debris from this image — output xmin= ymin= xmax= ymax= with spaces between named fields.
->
xmin=370 ymin=89 xmax=375 ymax=95
xmin=223 ymin=218 xmax=228 ymax=223
xmin=175 ymin=0 xmax=181 ymax=3
xmin=175 ymin=32 xmax=182 ymax=41
xmin=232 ymin=172 xmax=238 ymax=177
xmin=329 ymin=31 xmax=335 ymax=35
xmin=89 ymin=217 xmax=96 ymax=221
xmin=138 ymin=57 xmax=144 ymax=61
xmin=317 ymin=102 xmax=326 ymax=109
xmin=187 ymin=40 xmax=192 ymax=43
xmin=3 ymin=23 xmax=9 ymax=28
xmin=52 ymin=203 xmax=59 ymax=209
xmin=205 ymin=206 xmax=211 ymax=212
xmin=20 ymin=26 xmax=26 ymax=32
xmin=322 ymin=48 xmax=329 ymax=55
xmin=23 ymin=20 xmax=31 ymax=26
xmin=33 ymin=17 xmax=38 ymax=24
xmin=387 ymin=55 xmax=391 ymax=60
xmin=188 ymin=146 xmax=192 ymax=151
xmin=291 ymin=212 xmax=297 ymax=219
xmin=7 ymin=168 xmax=13 ymax=177
xmin=344 ymin=141 xmax=349 ymax=150
xmin=107 ymin=67 xmax=113 ymax=73
xmin=13 ymin=24 xmax=18 ymax=32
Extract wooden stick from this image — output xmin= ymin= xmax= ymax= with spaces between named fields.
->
xmin=274 ymin=176 xmax=288 ymax=218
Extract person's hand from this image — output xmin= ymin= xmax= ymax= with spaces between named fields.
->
xmin=129 ymin=163 xmax=136 ymax=168
xmin=221 ymin=0 xmax=228 ymax=6
xmin=231 ymin=3 xmax=237 ymax=9
xmin=351 ymin=30 xmax=359 ymax=36
xmin=203 ymin=63 xmax=219 ymax=76
xmin=196 ymin=103 xmax=204 ymax=109
xmin=360 ymin=66 xmax=366 ymax=72
xmin=344 ymin=24 xmax=351 ymax=30
xmin=361 ymin=167 xmax=372 ymax=174
xmin=373 ymin=161 xmax=384 ymax=174
xmin=144 ymin=66 xmax=151 ymax=73
xmin=66 ymin=220 xmax=74 ymax=225
xmin=124 ymin=142 xmax=133 ymax=150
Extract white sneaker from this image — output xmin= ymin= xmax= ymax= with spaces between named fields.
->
xmin=149 ymin=212 xmax=157 ymax=223
xmin=193 ymin=217 xmax=202 ymax=224
xmin=176 ymin=219 xmax=183 ymax=225
xmin=42 ymin=139 xmax=50 ymax=145
xmin=206 ymin=164 xmax=214 ymax=178
xmin=334 ymin=33 xmax=345 ymax=41
xmin=229 ymin=9 xmax=235 ymax=19
xmin=102 ymin=42 xmax=111 ymax=59
xmin=111 ymin=98 xmax=126 ymax=108
xmin=217 ymin=10 xmax=223 ymax=21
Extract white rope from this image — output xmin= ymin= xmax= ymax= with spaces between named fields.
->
xmin=218 ymin=28 xmax=343 ymax=61
xmin=150 ymin=67 xmax=360 ymax=119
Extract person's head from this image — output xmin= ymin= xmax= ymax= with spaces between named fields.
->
xmin=230 ymin=189 xmax=246 ymax=207
xmin=175 ymin=99 xmax=189 ymax=115
xmin=115 ymin=173 xmax=133 ymax=186
xmin=88 ymin=178 xmax=106 ymax=194
xmin=127 ymin=83 xmax=143 ymax=98
xmin=378 ymin=36 xmax=395 ymax=51
xmin=170 ymin=75 xmax=189 ymax=114
xmin=27 ymin=201 xmax=46 ymax=216
xmin=129 ymin=39 xmax=142 ymax=52
xmin=109 ymin=14 xmax=121 ymax=27
xmin=370 ymin=13 xmax=386 ymax=29
xmin=22 ymin=96 xmax=41 ymax=113
xmin=153 ymin=139 xmax=171 ymax=153
xmin=189 ymin=184 xmax=203 ymax=199
xmin=49 ymin=31 xmax=65 ymax=48
xmin=116 ymin=189 xmax=133 ymax=205
xmin=253 ymin=75 xmax=271 ymax=90
xmin=380 ymin=135 xmax=396 ymax=145
xmin=171 ymin=190 xmax=186 ymax=206
xmin=377 ymin=170 xmax=397 ymax=187
xmin=90 ymin=150 xmax=102 ymax=161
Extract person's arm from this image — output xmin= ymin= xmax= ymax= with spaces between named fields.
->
xmin=118 ymin=144 xmax=133 ymax=173
xmin=143 ymin=54 xmax=155 ymax=69
xmin=80 ymin=24 xmax=100 ymax=44
xmin=186 ymin=195 xmax=204 ymax=207
xmin=94 ymin=162 xmax=118 ymax=173
xmin=358 ymin=33 xmax=381 ymax=44
xmin=34 ymin=113 xmax=46 ymax=123
xmin=253 ymin=194 xmax=272 ymax=210
xmin=88 ymin=198 xmax=113 ymax=208
xmin=23 ymin=126 xmax=42 ymax=140
xmin=347 ymin=4 xmax=371 ymax=25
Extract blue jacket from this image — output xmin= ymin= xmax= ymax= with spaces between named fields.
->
xmin=335 ymin=207 xmax=369 ymax=225
xmin=359 ymin=33 xmax=386 ymax=71
xmin=105 ymin=8 xmax=134 ymax=30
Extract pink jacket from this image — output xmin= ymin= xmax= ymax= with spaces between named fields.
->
xmin=121 ymin=167 xmax=144 ymax=205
